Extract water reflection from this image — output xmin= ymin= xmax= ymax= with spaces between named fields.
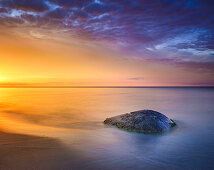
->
xmin=0 ymin=88 xmax=214 ymax=169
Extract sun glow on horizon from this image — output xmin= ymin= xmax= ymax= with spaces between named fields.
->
xmin=0 ymin=26 xmax=213 ymax=87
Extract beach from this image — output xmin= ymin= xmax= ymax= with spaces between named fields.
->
xmin=0 ymin=131 xmax=70 ymax=170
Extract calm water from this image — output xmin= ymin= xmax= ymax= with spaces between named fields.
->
xmin=0 ymin=88 xmax=214 ymax=169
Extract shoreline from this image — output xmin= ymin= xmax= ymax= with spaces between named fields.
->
xmin=0 ymin=130 xmax=83 ymax=170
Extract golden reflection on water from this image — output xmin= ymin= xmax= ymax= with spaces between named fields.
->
xmin=0 ymin=88 xmax=133 ymax=138
xmin=1 ymin=87 xmax=211 ymax=139
xmin=0 ymin=88 xmax=104 ymax=138
xmin=0 ymin=87 xmax=139 ymax=155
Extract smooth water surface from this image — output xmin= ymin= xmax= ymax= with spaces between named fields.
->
xmin=0 ymin=88 xmax=213 ymax=169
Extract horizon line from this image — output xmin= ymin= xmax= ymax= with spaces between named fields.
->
xmin=0 ymin=85 xmax=214 ymax=88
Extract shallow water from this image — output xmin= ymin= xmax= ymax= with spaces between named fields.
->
xmin=0 ymin=87 xmax=214 ymax=169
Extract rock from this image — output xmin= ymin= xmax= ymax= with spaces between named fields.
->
xmin=104 ymin=110 xmax=176 ymax=133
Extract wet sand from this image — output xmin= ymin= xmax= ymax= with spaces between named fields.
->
xmin=0 ymin=130 xmax=83 ymax=170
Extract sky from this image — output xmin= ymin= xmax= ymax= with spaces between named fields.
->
xmin=0 ymin=0 xmax=213 ymax=86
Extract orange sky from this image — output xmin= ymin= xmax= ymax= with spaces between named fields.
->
xmin=0 ymin=27 xmax=213 ymax=87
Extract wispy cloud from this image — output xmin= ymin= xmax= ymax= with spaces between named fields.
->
xmin=128 ymin=77 xmax=144 ymax=81
xmin=0 ymin=0 xmax=213 ymax=71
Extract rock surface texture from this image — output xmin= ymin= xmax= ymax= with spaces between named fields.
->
xmin=104 ymin=110 xmax=176 ymax=133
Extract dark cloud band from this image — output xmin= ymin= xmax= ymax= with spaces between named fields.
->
xmin=1 ymin=0 xmax=49 ymax=12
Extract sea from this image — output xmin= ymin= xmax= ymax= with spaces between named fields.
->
xmin=0 ymin=87 xmax=213 ymax=169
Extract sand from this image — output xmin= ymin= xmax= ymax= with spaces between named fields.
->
xmin=0 ymin=130 xmax=84 ymax=170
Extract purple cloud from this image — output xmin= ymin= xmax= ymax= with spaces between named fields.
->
xmin=46 ymin=8 xmax=68 ymax=20
xmin=128 ymin=77 xmax=144 ymax=81
xmin=48 ymin=0 xmax=93 ymax=9
xmin=0 ymin=0 xmax=213 ymax=71
xmin=0 ymin=0 xmax=49 ymax=12
xmin=84 ymin=2 xmax=117 ymax=15
xmin=0 ymin=7 xmax=7 ymax=13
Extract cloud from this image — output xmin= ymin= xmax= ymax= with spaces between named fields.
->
xmin=128 ymin=77 xmax=144 ymax=81
xmin=0 ymin=0 xmax=213 ymax=71
xmin=84 ymin=3 xmax=117 ymax=15
xmin=48 ymin=0 xmax=93 ymax=8
xmin=0 ymin=16 xmax=24 ymax=27
xmin=1 ymin=0 xmax=49 ymax=12
xmin=70 ymin=8 xmax=88 ymax=20
xmin=46 ymin=8 xmax=68 ymax=20
xmin=0 ymin=7 xmax=8 ymax=13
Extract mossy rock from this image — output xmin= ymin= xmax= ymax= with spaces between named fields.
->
xmin=104 ymin=110 xmax=176 ymax=133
